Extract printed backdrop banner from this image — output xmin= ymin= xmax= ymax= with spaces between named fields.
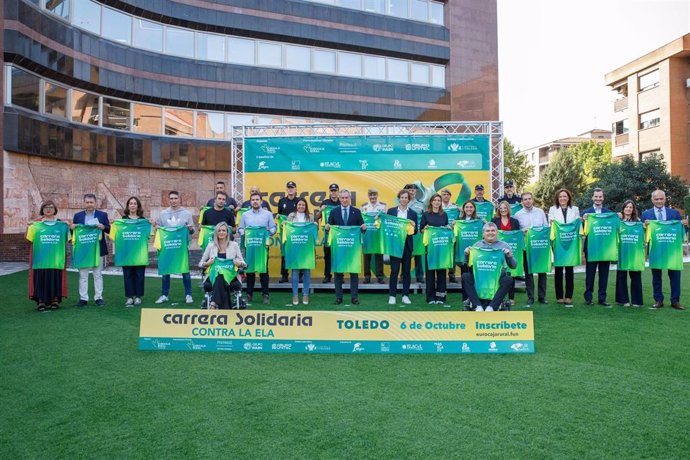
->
xmin=244 ymin=135 xmax=492 ymax=274
xmin=139 ymin=309 xmax=534 ymax=354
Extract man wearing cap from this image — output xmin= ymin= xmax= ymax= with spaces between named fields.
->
xmin=441 ymin=188 xmax=460 ymax=284
xmin=277 ymin=181 xmax=299 ymax=283
xmin=471 ymin=184 xmax=494 ymax=221
xmin=405 ymin=184 xmax=426 ymax=283
xmin=316 ymin=184 xmax=341 ymax=283
xmin=471 ymin=184 xmax=488 ymax=202
xmin=360 ymin=188 xmax=387 ymax=284
xmin=498 ymin=180 xmax=520 ymax=204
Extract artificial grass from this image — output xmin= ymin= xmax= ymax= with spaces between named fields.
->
xmin=1 ymin=269 xmax=689 ymax=458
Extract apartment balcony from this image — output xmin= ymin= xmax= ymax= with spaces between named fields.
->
xmin=615 ymin=133 xmax=629 ymax=146
xmin=614 ymin=97 xmax=628 ymax=112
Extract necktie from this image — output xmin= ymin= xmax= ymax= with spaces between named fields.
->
xmin=343 ymin=207 xmax=349 ymax=223
xmin=656 ymin=208 xmax=663 ymax=221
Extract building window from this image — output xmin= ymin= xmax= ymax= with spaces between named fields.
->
xmin=613 ymin=119 xmax=629 ymax=135
xmin=285 ymin=45 xmax=311 ymax=72
xmin=364 ymin=0 xmax=385 ymax=14
xmin=71 ymin=90 xmax=99 ymax=125
xmin=196 ymin=112 xmax=225 ymax=139
xmin=10 ymin=67 xmax=40 ymax=112
xmin=45 ymin=0 xmax=70 ymax=19
xmin=165 ymin=26 xmax=195 ymax=59
xmin=71 ymin=0 xmax=101 ymax=34
xmin=101 ymin=7 xmax=132 ymax=45
xmin=639 ymin=149 xmax=660 ymax=161
xmin=102 ymin=98 xmax=131 ymax=130
xmin=338 ymin=52 xmax=362 ymax=78
xmin=133 ymin=19 xmax=163 ymax=52
xmin=431 ymin=65 xmax=445 ymax=87
xmin=257 ymin=42 xmax=283 ymax=68
xmin=639 ymin=109 xmax=660 ymax=130
xmin=164 ymin=108 xmax=194 ymax=137
xmin=313 ymin=50 xmax=336 ymax=73
xmin=638 ymin=69 xmax=659 ymax=92
xmin=389 ymin=0 xmax=409 ymax=18
xmin=228 ymin=38 xmax=255 ymax=65
xmin=132 ymin=104 xmax=162 ymax=135
xmin=429 ymin=1 xmax=443 ymax=24
xmin=410 ymin=62 xmax=430 ymax=85
xmin=387 ymin=59 xmax=409 ymax=83
xmin=363 ymin=56 xmax=386 ymax=80
xmin=44 ymin=82 xmax=68 ymax=118
xmin=197 ymin=33 xmax=226 ymax=63
xmin=410 ymin=0 xmax=428 ymax=21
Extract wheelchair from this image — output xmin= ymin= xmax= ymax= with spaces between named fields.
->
xmin=200 ymin=268 xmax=247 ymax=310
xmin=462 ymin=273 xmax=513 ymax=312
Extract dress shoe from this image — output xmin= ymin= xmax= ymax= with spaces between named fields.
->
xmin=599 ymin=301 xmax=611 ymax=308
xmin=538 ymin=299 xmax=548 ymax=305
xmin=416 ymin=277 xmax=424 ymax=283
xmin=448 ymin=275 xmax=457 ymax=283
xmin=351 ymin=298 xmax=360 ymax=305
xmin=377 ymin=277 xmax=386 ymax=284
xmin=363 ymin=276 xmax=371 ymax=284
xmin=278 ymin=277 xmax=289 ymax=283
xmin=585 ymin=300 xmax=593 ymax=305
xmin=335 ymin=298 xmax=343 ymax=305
xmin=671 ymin=303 xmax=686 ymax=310
xmin=75 ymin=299 xmax=87 ymax=307
xmin=650 ymin=301 xmax=664 ymax=310
xmin=323 ymin=276 xmax=332 ymax=283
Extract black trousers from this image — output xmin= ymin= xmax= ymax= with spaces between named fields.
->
xmin=615 ymin=270 xmax=643 ymax=305
xmin=462 ymin=271 xmax=513 ymax=308
xmin=584 ymin=261 xmax=610 ymax=303
xmin=123 ymin=266 xmax=145 ymax=297
xmin=363 ymin=254 xmax=383 ymax=279
xmin=335 ymin=273 xmax=359 ymax=300
xmin=413 ymin=254 xmax=424 ymax=279
xmin=459 ymin=264 xmax=470 ymax=300
xmin=204 ymin=276 xmax=242 ymax=309
xmin=246 ymin=272 xmax=269 ymax=296
xmin=425 ymin=268 xmax=447 ymax=302
xmin=389 ymin=249 xmax=412 ymax=296
xmin=523 ymin=254 xmax=546 ymax=302
xmin=280 ymin=256 xmax=288 ymax=279
xmin=554 ymin=266 xmax=574 ymax=300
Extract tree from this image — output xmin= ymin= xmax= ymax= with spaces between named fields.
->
xmin=574 ymin=154 xmax=688 ymax=212
xmin=503 ymin=138 xmax=532 ymax=191
xmin=568 ymin=140 xmax=612 ymax=186
xmin=533 ymin=148 xmax=585 ymax=208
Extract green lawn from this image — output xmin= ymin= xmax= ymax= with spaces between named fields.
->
xmin=1 ymin=269 xmax=689 ymax=458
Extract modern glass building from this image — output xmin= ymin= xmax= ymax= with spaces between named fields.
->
xmin=1 ymin=0 xmax=498 ymax=257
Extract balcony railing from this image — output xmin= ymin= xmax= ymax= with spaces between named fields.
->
xmin=614 ymin=97 xmax=628 ymax=112
xmin=615 ymin=133 xmax=629 ymax=146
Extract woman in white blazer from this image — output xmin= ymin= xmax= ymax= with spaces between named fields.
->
xmin=547 ymin=189 xmax=580 ymax=307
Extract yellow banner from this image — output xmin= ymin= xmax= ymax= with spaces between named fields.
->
xmin=139 ymin=309 xmax=534 ymax=354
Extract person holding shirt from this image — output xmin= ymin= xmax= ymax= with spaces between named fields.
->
xmin=492 ymin=201 xmax=520 ymax=305
xmin=548 ymin=188 xmax=580 ymax=308
xmin=615 ymin=200 xmax=644 ymax=307
xmin=72 ymin=193 xmax=110 ymax=307
xmin=317 ymin=184 xmax=340 ymax=283
xmin=277 ymin=181 xmax=299 ymax=283
xmin=239 ymin=192 xmax=277 ymax=305
xmin=641 ymin=189 xmax=687 ymax=310
xmin=515 ymin=192 xmax=549 ymax=306
xmin=360 ymin=188 xmax=387 ymax=284
xmin=287 ymin=198 xmax=314 ymax=305
xmin=387 ymin=190 xmax=418 ymax=306
xmin=199 ymin=222 xmax=245 ymax=309
xmin=458 ymin=200 xmax=481 ymax=305
xmin=120 ymin=196 xmax=150 ymax=306
xmin=420 ymin=193 xmax=449 ymax=305
xmin=406 ymin=184 xmax=426 ymax=283
xmin=441 ymin=188 xmax=460 ymax=284
xmin=581 ymin=188 xmax=613 ymax=307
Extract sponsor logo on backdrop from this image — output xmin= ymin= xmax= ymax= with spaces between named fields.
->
xmin=380 ymin=342 xmax=390 ymax=352
xmin=352 ymin=343 xmax=364 ymax=352
xmin=272 ymin=343 xmax=293 ymax=351
xmin=258 ymin=161 xmax=268 ymax=170
xmin=489 ymin=342 xmax=498 ymax=352
xmin=260 ymin=144 xmax=280 ymax=154
xmin=435 ymin=342 xmax=444 ymax=352
xmin=359 ymin=160 xmax=369 ymax=170
xmin=427 ymin=159 xmax=437 ymax=169
xmin=291 ymin=160 xmax=301 ymax=171
xmin=448 ymin=143 xmax=461 ymax=152
xmin=372 ymin=143 xmax=394 ymax=152
xmin=510 ymin=343 xmax=529 ymax=352
xmin=393 ymin=160 xmax=402 ymax=169
xmin=243 ymin=342 xmax=264 ymax=351
xmin=402 ymin=343 xmax=424 ymax=351
xmin=405 ymin=143 xmax=430 ymax=151
xmin=462 ymin=342 xmax=471 ymax=352
xmin=320 ymin=161 xmax=341 ymax=169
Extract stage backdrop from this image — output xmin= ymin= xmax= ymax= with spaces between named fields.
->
xmin=243 ymin=134 xmax=492 ymax=275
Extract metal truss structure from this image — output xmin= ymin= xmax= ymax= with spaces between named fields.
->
xmin=231 ymin=121 xmax=503 ymax=203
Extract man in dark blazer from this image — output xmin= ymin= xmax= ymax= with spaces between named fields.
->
xmin=326 ymin=189 xmax=365 ymax=305
xmin=72 ymin=193 xmax=110 ymax=307
xmin=641 ymin=189 xmax=687 ymax=310
xmin=582 ymin=188 xmax=613 ymax=306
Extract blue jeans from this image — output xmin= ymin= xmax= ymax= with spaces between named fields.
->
xmin=291 ymin=269 xmax=311 ymax=296
xmin=161 ymin=273 xmax=192 ymax=296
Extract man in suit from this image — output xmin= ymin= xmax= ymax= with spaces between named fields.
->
xmin=641 ymin=189 xmax=687 ymax=310
xmin=326 ymin=189 xmax=366 ymax=305
xmin=72 ymin=193 xmax=111 ymax=307
xmin=582 ymin=188 xmax=613 ymax=307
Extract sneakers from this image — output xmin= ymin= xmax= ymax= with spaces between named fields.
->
xmin=125 ymin=298 xmax=134 ymax=307
xmin=485 ymin=306 xmax=494 ymax=312
xmin=185 ymin=295 xmax=194 ymax=304
xmin=302 ymin=296 xmax=309 ymax=305
xmin=95 ymin=299 xmax=105 ymax=307
xmin=475 ymin=305 xmax=484 ymax=312
xmin=155 ymin=295 xmax=168 ymax=304
xmin=134 ymin=297 xmax=142 ymax=305
xmin=75 ymin=299 xmax=87 ymax=307
xmin=263 ymin=294 xmax=270 ymax=305
xmin=293 ymin=296 xmax=299 ymax=305
xmin=402 ymin=295 xmax=411 ymax=305
xmin=388 ymin=296 xmax=396 ymax=305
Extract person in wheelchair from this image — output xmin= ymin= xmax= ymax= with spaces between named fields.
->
xmin=462 ymin=222 xmax=517 ymax=312
xmin=198 ymin=222 xmax=246 ymax=309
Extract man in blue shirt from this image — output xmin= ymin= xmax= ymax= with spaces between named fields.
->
xmin=239 ymin=192 xmax=277 ymax=304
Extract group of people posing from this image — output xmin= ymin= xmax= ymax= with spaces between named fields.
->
xmin=26 ymin=180 xmax=687 ymax=312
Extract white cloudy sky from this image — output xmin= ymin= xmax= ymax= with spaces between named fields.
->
xmin=497 ymin=0 xmax=690 ymax=150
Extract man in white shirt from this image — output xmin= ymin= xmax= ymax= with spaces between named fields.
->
xmin=360 ymin=188 xmax=387 ymax=284
xmin=514 ymin=192 xmax=549 ymax=306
